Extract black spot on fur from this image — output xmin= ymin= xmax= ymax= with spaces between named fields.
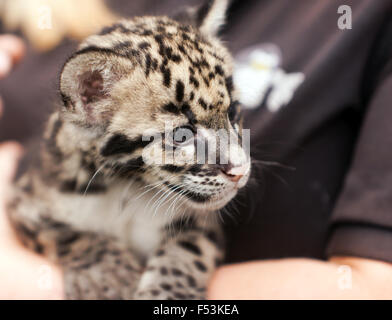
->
xmin=138 ymin=41 xmax=151 ymax=50
xmin=160 ymin=267 xmax=168 ymax=275
xmin=160 ymin=283 xmax=172 ymax=291
xmin=125 ymin=49 xmax=142 ymax=61
xmin=178 ymin=241 xmax=202 ymax=255
xmin=60 ymin=179 xmax=77 ymax=192
xmin=60 ymin=93 xmax=72 ymax=109
xmin=176 ymin=80 xmax=185 ymax=102
xmin=173 ymin=292 xmax=186 ymax=299
xmin=150 ymin=58 xmax=158 ymax=70
xmin=178 ymin=44 xmax=187 ymax=55
xmin=155 ymin=34 xmax=179 ymax=64
xmin=101 ymin=134 xmax=151 ymax=157
xmin=186 ymin=275 xmax=197 ymax=288
xmin=161 ymin=65 xmax=171 ymax=87
xmin=145 ymin=53 xmax=152 ymax=77
xmin=189 ymin=75 xmax=200 ymax=88
xmin=171 ymin=269 xmax=184 ymax=278
xmin=225 ymin=76 xmax=234 ymax=96
xmin=198 ymin=98 xmax=208 ymax=110
xmin=200 ymin=59 xmax=210 ymax=69
xmin=142 ymin=30 xmax=153 ymax=36
xmin=162 ymin=165 xmax=184 ymax=173
xmin=165 ymin=46 xmax=173 ymax=59
xmin=162 ymin=102 xmax=179 ymax=114
xmin=194 ymin=260 xmax=208 ymax=272
xmin=181 ymin=104 xmax=197 ymax=124
xmin=189 ymin=165 xmax=203 ymax=174
xmin=171 ymin=54 xmax=182 ymax=63
xmin=151 ymin=290 xmax=160 ymax=296
xmin=202 ymin=76 xmax=210 ymax=87
xmin=215 ymin=65 xmax=225 ymax=76
xmin=205 ymin=170 xmax=219 ymax=177
xmin=182 ymin=33 xmax=191 ymax=41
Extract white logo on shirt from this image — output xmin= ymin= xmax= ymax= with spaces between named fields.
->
xmin=233 ymin=44 xmax=305 ymax=112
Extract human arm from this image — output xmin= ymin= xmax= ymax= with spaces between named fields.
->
xmin=207 ymin=256 xmax=392 ymax=299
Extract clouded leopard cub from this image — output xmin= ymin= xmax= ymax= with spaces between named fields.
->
xmin=7 ymin=0 xmax=250 ymax=299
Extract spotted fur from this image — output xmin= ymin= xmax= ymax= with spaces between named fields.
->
xmin=7 ymin=0 xmax=250 ymax=300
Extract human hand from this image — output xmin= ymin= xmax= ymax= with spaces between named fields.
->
xmin=0 ymin=34 xmax=25 ymax=79
xmin=0 ymin=35 xmax=64 ymax=299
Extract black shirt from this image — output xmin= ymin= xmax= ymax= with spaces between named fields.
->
xmin=1 ymin=0 xmax=392 ymax=264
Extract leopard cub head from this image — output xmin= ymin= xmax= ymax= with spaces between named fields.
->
xmin=57 ymin=0 xmax=250 ymax=212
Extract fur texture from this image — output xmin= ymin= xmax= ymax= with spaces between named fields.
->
xmin=7 ymin=0 xmax=251 ymax=299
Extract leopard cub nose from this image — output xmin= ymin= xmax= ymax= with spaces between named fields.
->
xmin=219 ymin=163 xmax=248 ymax=182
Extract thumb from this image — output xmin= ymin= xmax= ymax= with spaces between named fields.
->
xmin=0 ymin=142 xmax=23 ymax=192
xmin=0 ymin=142 xmax=23 ymax=240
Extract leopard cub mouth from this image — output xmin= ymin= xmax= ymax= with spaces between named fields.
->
xmin=163 ymin=167 xmax=251 ymax=212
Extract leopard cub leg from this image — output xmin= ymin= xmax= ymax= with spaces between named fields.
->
xmin=7 ymin=197 xmax=143 ymax=299
xmin=134 ymin=222 xmax=224 ymax=300
xmin=59 ymin=230 xmax=143 ymax=299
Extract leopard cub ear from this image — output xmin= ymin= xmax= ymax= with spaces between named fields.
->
xmin=174 ymin=0 xmax=230 ymax=37
xmin=59 ymin=50 xmax=131 ymax=125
